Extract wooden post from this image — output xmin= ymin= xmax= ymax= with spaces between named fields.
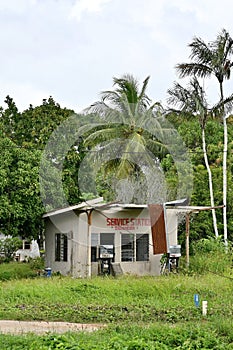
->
xmin=186 ymin=213 xmax=190 ymax=267
xmin=87 ymin=209 xmax=93 ymax=277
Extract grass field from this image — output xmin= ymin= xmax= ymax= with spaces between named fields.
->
xmin=0 ymin=265 xmax=233 ymax=349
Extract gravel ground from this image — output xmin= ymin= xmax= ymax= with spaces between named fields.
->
xmin=0 ymin=320 xmax=105 ymax=335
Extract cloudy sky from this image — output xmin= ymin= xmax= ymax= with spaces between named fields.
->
xmin=1 ymin=0 xmax=233 ymax=113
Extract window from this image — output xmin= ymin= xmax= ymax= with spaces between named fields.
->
xmin=91 ymin=233 xmax=115 ymax=262
xmin=19 ymin=240 xmax=31 ymax=250
xmin=121 ymin=234 xmax=134 ymax=261
xmin=91 ymin=233 xmax=99 ymax=262
xmin=136 ymin=234 xmax=149 ymax=261
xmin=24 ymin=240 xmax=31 ymax=250
xmin=121 ymin=233 xmax=149 ymax=262
xmin=55 ymin=234 xmax=68 ymax=262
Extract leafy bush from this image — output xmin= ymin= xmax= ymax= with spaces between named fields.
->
xmin=0 ymin=237 xmax=22 ymax=262
xmin=0 ymin=262 xmax=39 ymax=281
xmin=191 ymin=236 xmax=226 ymax=254
xmin=1 ymin=324 xmax=232 ymax=349
xmin=28 ymin=256 xmax=45 ymax=271
xmin=186 ymin=236 xmax=233 ymax=275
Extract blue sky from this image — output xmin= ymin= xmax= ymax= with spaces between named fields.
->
xmin=0 ymin=0 xmax=233 ymax=112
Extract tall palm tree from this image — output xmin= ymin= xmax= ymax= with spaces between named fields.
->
xmin=83 ymin=74 xmax=170 ymax=203
xmin=168 ymin=78 xmax=220 ymax=237
xmin=176 ymin=29 xmax=233 ymax=98
xmin=176 ymin=29 xmax=233 ymax=245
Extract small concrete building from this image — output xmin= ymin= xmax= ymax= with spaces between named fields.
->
xmin=43 ymin=198 xmax=180 ymax=277
xmin=15 ymin=239 xmax=40 ymax=262
xmin=0 ymin=234 xmax=40 ymax=262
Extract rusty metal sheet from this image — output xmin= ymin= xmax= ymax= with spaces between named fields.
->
xmin=148 ymin=204 xmax=167 ymax=255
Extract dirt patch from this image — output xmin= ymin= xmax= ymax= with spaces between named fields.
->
xmin=0 ymin=320 xmax=106 ymax=335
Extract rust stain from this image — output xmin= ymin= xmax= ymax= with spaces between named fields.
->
xmin=148 ymin=204 xmax=167 ymax=254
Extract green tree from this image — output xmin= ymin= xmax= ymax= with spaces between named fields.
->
xmin=176 ymin=29 xmax=233 ymax=245
xmin=0 ymin=132 xmax=43 ymax=238
xmin=1 ymin=96 xmax=74 ymax=148
xmin=0 ymin=237 xmax=22 ymax=262
xmin=84 ymin=74 xmax=170 ymax=203
xmin=0 ymin=96 xmax=83 ymax=235
xmin=167 ymin=77 xmax=233 ymax=237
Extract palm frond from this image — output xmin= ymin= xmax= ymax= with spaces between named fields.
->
xmin=167 ymin=77 xmax=209 ymax=128
xmin=78 ymin=122 xmax=105 ymax=136
xmin=137 ymin=76 xmax=151 ymax=107
xmin=189 ymin=37 xmax=213 ymax=64
xmin=167 ymin=82 xmax=192 ymax=110
xmin=83 ymin=101 xmax=109 ymax=115
xmin=84 ymin=101 xmax=122 ymax=121
xmin=83 ymin=126 xmax=126 ymax=147
xmin=212 ymin=93 xmax=233 ymax=116
xmin=146 ymin=138 xmax=168 ymax=156
xmin=176 ymin=63 xmax=212 ymax=78
xmin=215 ymin=29 xmax=233 ymax=62
xmin=113 ymin=74 xmax=139 ymax=104
xmin=101 ymin=90 xmax=121 ymax=107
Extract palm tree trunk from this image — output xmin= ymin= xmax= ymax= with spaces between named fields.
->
xmin=220 ymin=81 xmax=228 ymax=247
xmin=223 ymin=113 xmax=228 ymax=246
xmin=202 ymin=128 xmax=219 ymax=237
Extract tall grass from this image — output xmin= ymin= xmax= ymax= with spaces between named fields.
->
xmin=0 ymin=245 xmax=233 ymax=349
xmin=0 ymin=273 xmax=233 ymax=323
xmin=1 ymin=322 xmax=233 ymax=349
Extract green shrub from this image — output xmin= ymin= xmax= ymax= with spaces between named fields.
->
xmin=28 ymin=256 xmax=45 ymax=271
xmin=0 ymin=262 xmax=38 ymax=281
xmin=191 ymin=236 xmax=226 ymax=255
xmin=0 ymin=237 xmax=22 ymax=262
xmin=186 ymin=236 xmax=233 ymax=275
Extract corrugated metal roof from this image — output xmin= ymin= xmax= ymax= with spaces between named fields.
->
xmin=43 ymin=197 xmax=224 ymax=218
xmin=171 ymin=205 xmax=224 ymax=213
xmin=165 ymin=198 xmax=190 ymax=206
xmin=42 ymin=197 xmax=104 ymax=218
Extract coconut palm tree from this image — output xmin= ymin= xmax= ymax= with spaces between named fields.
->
xmin=82 ymin=74 xmax=172 ymax=203
xmin=176 ymin=29 xmax=233 ymax=245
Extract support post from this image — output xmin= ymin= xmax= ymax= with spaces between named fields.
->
xmin=186 ymin=213 xmax=190 ymax=268
xmin=87 ymin=209 xmax=94 ymax=277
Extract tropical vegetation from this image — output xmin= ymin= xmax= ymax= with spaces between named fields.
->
xmin=0 ymin=28 xmax=233 ymax=245
xmin=176 ymin=28 xmax=233 ymax=245
xmin=1 ymin=27 xmax=233 ymax=350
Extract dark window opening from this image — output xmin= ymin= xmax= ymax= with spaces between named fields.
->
xmin=55 ymin=233 xmax=68 ymax=262
xmin=121 ymin=234 xmax=134 ymax=261
xmin=136 ymin=234 xmax=149 ymax=261
xmin=121 ymin=233 xmax=149 ymax=262
xmin=24 ymin=241 xmax=31 ymax=249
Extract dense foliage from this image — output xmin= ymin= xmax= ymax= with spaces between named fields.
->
xmin=0 ymin=97 xmax=84 ymax=237
xmin=1 ymin=29 xmax=233 ymax=247
xmin=0 ymin=93 xmax=233 ymax=243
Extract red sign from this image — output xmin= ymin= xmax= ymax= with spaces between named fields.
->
xmin=106 ymin=217 xmax=151 ymax=230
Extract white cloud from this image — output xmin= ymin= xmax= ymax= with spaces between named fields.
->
xmin=0 ymin=81 xmax=52 ymax=112
xmin=0 ymin=0 xmax=232 ymax=112
xmin=69 ymin=0 xmax=112 ymax=21
xmin=0 ymin=0 xmax=37 ymax=14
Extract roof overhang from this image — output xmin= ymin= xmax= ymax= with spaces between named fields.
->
xmin=43 ymin=196 xmax=224 ymax=219
xmin=42 ymin=197 xmax=104 ymax=218
xmin=169 ymin=205 xmax=224 ymax=214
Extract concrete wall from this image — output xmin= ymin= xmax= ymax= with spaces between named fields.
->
xmin=71 ymin=212 xmax=89 ymax=278
xmin=44 ymin=212 xmax=76 ymax=275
